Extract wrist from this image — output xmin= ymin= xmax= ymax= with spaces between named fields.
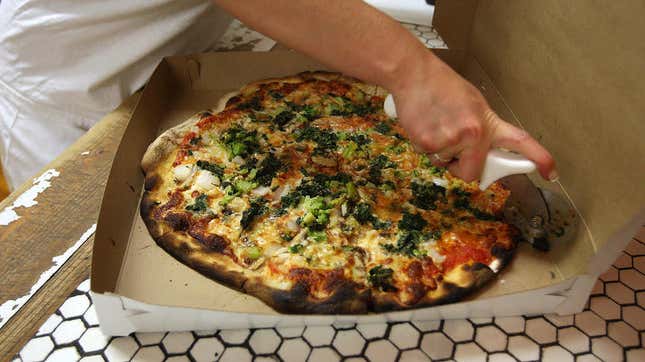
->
xmin=380 ymin=48 xmax=440 ymax=95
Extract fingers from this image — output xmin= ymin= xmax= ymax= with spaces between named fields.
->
xmin=491 ymin=118 xmax=557 ymax=181
xmin=447 ymin=144 xmax=488 ymax=182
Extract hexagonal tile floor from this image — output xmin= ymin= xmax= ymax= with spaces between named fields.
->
xmin=7 ymin=20 xmax=643 ymax=362
xmin=13 ymin=235 xmax=643 ymax=361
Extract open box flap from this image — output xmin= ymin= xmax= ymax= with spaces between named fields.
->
xmin=434 ymin=0 xmax=645 ymax=278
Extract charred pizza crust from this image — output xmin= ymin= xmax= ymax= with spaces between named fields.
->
xmin=140 ymin=71 xmax=518 ymax=314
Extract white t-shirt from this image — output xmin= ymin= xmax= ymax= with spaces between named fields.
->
xmin=0 ymin=0 xmax=232 ymax=189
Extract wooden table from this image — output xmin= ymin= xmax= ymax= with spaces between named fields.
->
xmin=0 ymin=93 xmax=142 ymax=359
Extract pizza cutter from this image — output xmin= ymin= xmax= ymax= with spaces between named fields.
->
xmin=383 ymin=94 xmax=557 ymax=250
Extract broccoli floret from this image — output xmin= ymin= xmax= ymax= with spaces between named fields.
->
xmin=410 ymin=181 xmax=446 ymax=210
xmin=368 ymin=266 xmax=396 ymax=291
xmin=240 ymin=198 xmax=267 ymax=229
xmin=289 ymin=244 xmax=304 ymax=253
xmin=382 ymin=231 xmax=423 ymax=257
xmin=221 ymin=126 xmax=260 ymax=159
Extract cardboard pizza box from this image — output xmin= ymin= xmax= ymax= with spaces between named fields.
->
xmin=90 ymin=0 xmax=645 ymax=335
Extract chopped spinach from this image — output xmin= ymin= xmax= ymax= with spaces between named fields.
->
xmin=254 ymin=154 xmax=282 ymax=186
xmin=240 ymin=198 xmax=267 ymax=229
xmin=410 ymin=181 xmax=446 ymax=210
xmin=237 ymin=96 xmax=262 ymax=111
xmin=368 ymin=266 xmax=396 ymax=291
xmin=382 ymin=230 xmax=422 ymax=257
xmin=353 ymin=202 xmax=391 ymax=230
xmin=189 ymin=136 xmax=201 ymax=145
xmin=374 ymin=122 xmax=392 ymax=135
xmin=295 ymin=126 xmax=338 ymax=154
xmin=185 ymin=194 xmax=208 ymax=213
xmin=289 ymin=244 xmax=304 ymax=253
xmin=269 ymin=90 xmax=284 ymax=100
xmin=368 ymin=155 xmax=396 ymax=185
xmin=196 ymin=160 xmax=223 ymax=178
xmin=398 ymin=211 xmax=427 ymax=231
xmin=273 ymin=110 xmax=295 ymax=129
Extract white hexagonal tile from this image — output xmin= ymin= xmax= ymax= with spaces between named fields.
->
xmin=364 ymin=340 xmax=398 ymax=362
xmin=620 ymin=269 xmax=645 ymax=290
xmin=79 ymin=355 xmax=105 ymax=362
xmin=332 ymin=320 xmax=356 ymax=329
xmin=276 ymin=326 xmax=305 ymax=338
xmin=356 ymin=323 xmax=387 ymax=340
xmin=525 ymin=318 xmax=557 ymax=344
xmin=77 ymin=279 xmax=91 ymax=292
xmin=82 ymin=305 xmax=99 ymax=327
xmin=475 ymin=325 xmax=507 ymax=352
xmin=608 ymin=321 xmax=639 ymax=347
xmin=507 ymin=335 xmax=539 ymax=361
xmin=389 ymin=323 xmax=420 ymax=349
xmin=45 ymin=346 xmax=79 ymax=362
xmin=190 ymin=337 xmax=224 ymax=361
xmin=193 ymin=330 xmax=217 ymax=337
xmin=219 ymin=329 xmax=250 ymax=345
xmin=469 ymin=317 xmax=493 ymax=325
xmin=614 ymin=253 xmax=632 ymax=268
xmin=254 ymin=357 xmax=277 ymax=362
xmin=488 ymin=352 xmax=516 ymax=362
xmin=454 ymin=342 xmax=485 ymax=362
xmin=332 ymin=330 xmax=365 ymax=356
xmin=600 ymin=267 xmax=619 ymax=282
xmin=399 ymin=349 xmax=430 ymax=361
xmin=162 ymin=332 xmax=194 ymax=354
xmin=249 ymin=329 xmax=280 ymax=354
xmin=345 ymin=358 xmax=367 ymax=362
xmin=558 ymin=327 xmax=589 ymax=354
xmin=134 ymin=332 xmax=165 ymax=346
xmin=59 ymin=295 xmax=90 ymax=319
xmin=575 ymin=311 xmax=606 ymax=336
xmin=622 ymin=305 xmax=645 ymax=330
xmin=219 ymin=347 xmax=252 ymax=362
xmin=576 ymin=353 xmax=602 ymax=362
xmin=79 ymin=327 xmax=109 ymax=353
xmin=132 ymin=346 xmax=164 ymax=362
xmin=412 ymin=320 xmax=441 ymax=332
xmin=494 ymin=316 xmax=525 ymax=334
xmin=308 ymin=347 xmax=341 ymax=362
xmin=606 ymin=282 xmax=635 ymax=305
xmin=545 ymin=314 xmax=574 ymax=327
xmin=443 ymin=320 xmax=474 ymax=342
xmin=278 ymin=338 xmax=310 ymax=361
xmin=52 ymin=319 xmax=86 ymax=345
xmin=626 ymin=348 xmax=645 ymax=362
xmin=634 ymin=256 xmax=645 ymax=273
xmin=591 ymin=336 xmax=623 ymax=362
xmin=303 ymin=325 xmax=335 ymax=347
xmin=37 ymin=314 xmax=62 ymax=336
xmin=420 ymin=332 xmax=453 ymax=360
xmin=591 ymin=279 xmax=604 ymax=295
xmin=542 ymin=346 xmax=573 ymax=362
xmin=590 ymin=296 xmax=621 ymax=320
xmin=20 ymin=336 xmax=54 ymax=361
xmin=165 ymin=357 xmax=190 ymax=362
xmin=105 ymin=336 xmax=138 ymax=361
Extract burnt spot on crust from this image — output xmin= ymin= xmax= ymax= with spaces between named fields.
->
xmin=491 ymin=243 xmax=516 ymax=269
xmin=144 ymin=174 xmax=160 ymax=191
xmin=267 ymin=280 xmax=370 ymax=314
xmin=164 ymin=212 xmax=190 ymax=231
xmin=188 ymin=220 xmax=229 ymax=252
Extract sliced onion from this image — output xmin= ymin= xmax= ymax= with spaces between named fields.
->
xmin=232 ymin=156 xmax=245 ymax=165
xmin=432 ymin=177 xmax=448 ymax=187
xmin=252 ymin=186 xmax=271 ymax=197
xmin=195 ymin=171 xmax=219 ymax=191
xmin=173 ymin=164 xmax=194 ymax=182
xmin=286 ymin=218 xmax=300 ymax=232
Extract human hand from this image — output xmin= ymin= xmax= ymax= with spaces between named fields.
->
xmin=388 ymin=53 xmax=557 ymax=182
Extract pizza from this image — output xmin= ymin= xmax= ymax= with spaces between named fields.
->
xmin=140 ymin=71 xmax=518 ymax=314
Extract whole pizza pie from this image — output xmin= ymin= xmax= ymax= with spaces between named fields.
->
xmin=140 ymin=71 xmax=517 ymax=314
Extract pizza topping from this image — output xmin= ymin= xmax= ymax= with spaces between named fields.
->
xmin=143 ymin=73 xmax=517 ymax=311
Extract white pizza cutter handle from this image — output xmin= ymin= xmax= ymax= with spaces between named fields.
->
xmin=384 ymin=94 xmax=536 ymax=190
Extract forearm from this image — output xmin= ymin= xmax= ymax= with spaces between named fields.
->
xmin=213 ymin=0 xmax=434 ymax=91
